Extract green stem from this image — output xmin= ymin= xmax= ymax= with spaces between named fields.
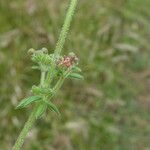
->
xmin=54 ymin=0 xmax=78 ymax=57
xmin=12 ymin=73 xmax=67 ymax=150
xmin=12 ymin=71 xmax=46 ymax=150
xmin=52 ymin=77 xmax=65 ymax=97
xmin=45 ymin=64 xmax=54 ymax=87
xmin=51 ymin=69 xmax=71 ymax=98
xmin=40 ymin=71 xmax=46 ymax=86
xmin=12 ymin=107 xmax=37 ymax=150
xmin=12 ymin=0 xmax=78 ymax=149
xmin=46 ymin=0 xmax=78 ymax=84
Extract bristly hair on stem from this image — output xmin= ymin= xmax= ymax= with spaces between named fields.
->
xmin=12 ymin=0 xmax=83 ymax=150
xmin=54 ymin=0 xmax=78 ymax=57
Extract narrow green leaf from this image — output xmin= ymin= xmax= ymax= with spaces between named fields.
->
xmin=16 ymin=96 xmax=41 ymax=109
xmin=68 ymin=73 xmax=84 ymax=80
xmin=45 ymin=101 xmax=60 ymax=115
xmin=72 ymin=66 xmax=82 ymax=72
xmin=35 ymin=103 xmax=47 ymax=119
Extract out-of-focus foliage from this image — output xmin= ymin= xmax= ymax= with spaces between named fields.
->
xmin=0 ymin=0 xmax=149 ymax=149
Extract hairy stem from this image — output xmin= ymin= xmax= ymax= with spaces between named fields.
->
xmin=12 ymin=0 xmax=78 ymax=149
xmin=40 ymin=71 xmax=46 ymax=86
xmin=12 ymin=107 xmax=37 ymax=150
xmin=12 ymin=72 xmax=65 ymax=150
xmin=12 ymin=70 xmax=46 ymax=150
xmin=54 ymin=0 xmax=78 ymax=57
xmin=51 ymin=69 xmax=71 ymax=99
xmin=45 ymin=64 xmax=55 ymax=87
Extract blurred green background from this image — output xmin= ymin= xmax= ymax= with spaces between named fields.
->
xmin=0 ymin=0 xmax=150 ymax=149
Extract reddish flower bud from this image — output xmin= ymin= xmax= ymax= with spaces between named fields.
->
xmin=57 ymin=55 xmax=78 ymax=68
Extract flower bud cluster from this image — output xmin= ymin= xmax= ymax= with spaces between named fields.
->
xmin=28 ymin=48 xmax=54 ymax=71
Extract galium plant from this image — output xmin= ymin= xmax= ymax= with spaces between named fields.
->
xmin=12 ymin=0 xmax=82 ymax=150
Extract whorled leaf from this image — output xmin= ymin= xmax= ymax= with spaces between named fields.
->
xmin=68 ymin=73 xmax=84 ymax=80
xmin=35 ymin=103 xmax=47 ymax=119
xmin=31 ymin=85 xmax=53 ymax=97
xmin=16 ymin=96 xmax=41 ymax=109
xmin=72 ymin=66 xmax=82 ymax=72
xmin=45 ymin=101 xmax=60 ymax=115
